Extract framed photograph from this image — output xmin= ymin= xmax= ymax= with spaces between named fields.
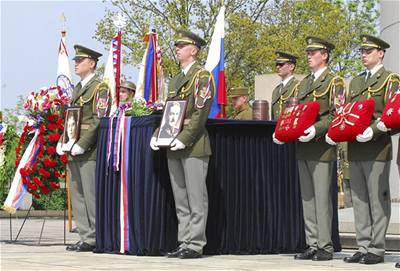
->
xmin=61 ymin=107 xmax=82 ymax=152
xmin=157 ymin=100 xmax=187 ymax=147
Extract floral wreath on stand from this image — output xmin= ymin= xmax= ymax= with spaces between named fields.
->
xmin=15 ymin=86 xmax=69 ymax=199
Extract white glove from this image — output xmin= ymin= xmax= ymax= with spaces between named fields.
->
xmin=170 ymin=138 xmax=186 ymax=151
xmin=325 ymin=133 xmax=337 ymax=146
xmin=272 ymin=133 xmax=284 ymax=145
xmin=150 ymin=137 xmax=159 ymax=151
xmin=377 ymin=120 xmax=390 ymax=132
xmin=71 ymin=144 xmax=85 ymax=156
xmin=56 ymin=142 xmax=65 ymax=155
xmin=299 ymin=125 xmax=316 ymax=142
xmin=356 ymin=127 xmax=373 ymax=142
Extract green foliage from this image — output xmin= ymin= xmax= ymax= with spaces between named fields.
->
xmin=124 ymin=99 xmax=155 ymax=116
xmin=32 ymin=187 xmax=65 ymax=211
xmin=2 ymin=95 xmax=26 ymax=135
xmin=0 ymin=124 xmax=19 ymax=204
xmin=95 ymin=0 xmax=379 ymax=97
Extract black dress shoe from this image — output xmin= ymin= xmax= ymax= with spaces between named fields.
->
xmin=66 ymin=241 xmax=82 ymax=251
xmin=294 ymin=248 xmax=317 ymax=260
xmin=75 ymin=242 xmax=95 ymax=252
xmin=178 ymin=248 xmax=202 ymax=259
xmin=344 ymin=252 xmax=365 ymax=263
xmin=312 ymin=249 xmax=333 ymax=261
xmin=395 ymin=262 xmax=400 ymax=268
xmin=165 ymin=246 xmax=184 ymax=258
xmin=359 ymin=252 xmax=384 ymax=264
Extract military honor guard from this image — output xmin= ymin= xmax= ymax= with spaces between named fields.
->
xmin=341 ymin=35 xmax=400 ymax=265
xmin=150 ymin=30 xmax=214 ymax=259
xmin=285 ymin=36 xmax=345 ymax=261
xmin=57 ymin=45 xmax=109 ymax=252
xmin=228 ymin=87 xmax=253 ymax=120
xmin=271 ymin=51 xmax=299 ymax=120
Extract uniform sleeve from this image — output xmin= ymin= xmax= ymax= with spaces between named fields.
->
xmin=314 ymin=77 xmax=345 ymax=138
xmin=77 ymin=83 xmax=110 ymax=150
xmin=177 ymin=70 xmax=215 ymax=147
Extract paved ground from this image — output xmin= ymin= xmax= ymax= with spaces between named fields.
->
xmin=1 ymin=217 xmax=399 ymax=271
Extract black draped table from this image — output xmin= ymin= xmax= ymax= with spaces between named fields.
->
xmin=95 ymin=115 xmax=341 ymax=255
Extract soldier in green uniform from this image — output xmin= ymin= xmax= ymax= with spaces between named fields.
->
xmin=282 ymin=36 xmax=345 ymax=261
xmin=150 ymin=30 xmax=214 ymax=259
xmin=271 ymin=51 xmax=299 ymax=120
xmin=119 ymin=80 xmax=136 ymax=105
xmin=228 ymin=87 xmax=252 ymax=120
xmin=57 ymin=45 xmax=109 ymax=252
xmin=342 ymin=35 xmax=400 ymax=265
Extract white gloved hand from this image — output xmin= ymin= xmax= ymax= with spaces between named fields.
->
xmin=56 ymin=142 xmax=65 ymax=155
xmin=356 ymin=127 xmax=373 ymax=142
xmin=150 ymin=137 xmax=159 ymax=151
xmin=170 ymin=138 xmax=186 ymax=151
xmin=71 ymin=144 xmax=85 ymax=156
xmin=325 ymin=133 xmax=337 ymax=146
xmin=299 ymin=125 xmax=316 ymax=142
xmin=272 ymin=133 xmax=284 ymax=145
xmin=377 ymin=120 xmax=390 ymax=132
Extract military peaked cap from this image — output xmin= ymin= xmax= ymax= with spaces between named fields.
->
xmin=360 ymin=34 xmax=390 ymax=50
xmin=275 ymin=51 xmax=298 ymax=64
xmin=174 ymin=30 xmax=206 ymax=48
xmin=305 ymin=36 xmax=335 ymax=52
xmin=73 ymin=44 xmax=102 ymax=61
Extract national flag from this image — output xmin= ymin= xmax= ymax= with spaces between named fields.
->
xmin=135 ymin=30 xmax=165 ymax=103
xmin=205 ymin=6 xmax=227 ymax=118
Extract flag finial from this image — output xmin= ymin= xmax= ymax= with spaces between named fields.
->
xmin=60 ymin=12 xmax=66 ymax=35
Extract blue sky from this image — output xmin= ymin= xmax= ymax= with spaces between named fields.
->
xmin=1 ymin=0 xmax=138 ymax=110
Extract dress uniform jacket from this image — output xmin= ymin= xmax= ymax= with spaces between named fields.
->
xmin=233 ymin=103 xmax=252 ymax=120
xmin=271 ymin=77 xmax=299 ymax=120
xmin=155 ymin=62 xmax=215 ymax=158
xmin=347 ymin=67 xmax=400 ymax=161
xmin=295 ymin=69 xmax=345 ymax=161
xmin=69 ymin=75 xmax=109 ymax=161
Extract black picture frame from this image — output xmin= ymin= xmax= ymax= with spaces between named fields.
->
xmin=61 ymin=106 xmax=82 ymax=152
xmin=157 ymin=99 xmax=187 ymax=147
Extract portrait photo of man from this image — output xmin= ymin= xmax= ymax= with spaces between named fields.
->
xmin=157 ymin=100 xmax=186 ymax=146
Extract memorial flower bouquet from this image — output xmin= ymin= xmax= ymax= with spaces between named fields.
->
xmin=14 ymin=86 xmax=69 ymax=199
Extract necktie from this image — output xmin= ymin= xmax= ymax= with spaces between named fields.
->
xmin=278 ymin=83 xmax=283 ymax=94
xmin=365 ymin=71 xmax=371 ymax=82
xmin=307 ymin=74 xmax=315 ymax=91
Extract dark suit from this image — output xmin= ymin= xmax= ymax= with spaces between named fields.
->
xmin=295 ymin=68 xmax=345 ymax=253
xmin=154 ymin=62 xmax=215 ymax=253
xmin=347 ymin=67 xmax=399 ymax=257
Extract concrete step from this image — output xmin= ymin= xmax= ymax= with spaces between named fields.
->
xmin=340 ymin=232 xmax=400 ymax=251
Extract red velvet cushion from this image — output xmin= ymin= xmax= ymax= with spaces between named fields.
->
xmin=275 ymin=101 xmax=320 ymax=142
xmin=381 ymin=92 xmax=400 ymax=128
xmin=328 ymin=99 xmax=375 ymax=142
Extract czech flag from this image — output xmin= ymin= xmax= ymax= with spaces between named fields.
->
xmin=205 ymin=6 xmax=227 ymax=118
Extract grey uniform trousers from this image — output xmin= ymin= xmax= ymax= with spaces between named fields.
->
xmin=167 ymin=156 xmax=209 ymax=253
xmin=67 ymin=160 xmax=96 ymax=246
xmin=298 ymin=160 xmax=333 ymax=253
xmin=349 ymin=161 xmax=391 ymax=257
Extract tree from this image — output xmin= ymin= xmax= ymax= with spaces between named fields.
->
xmin=94 ymin=0 xmax=379 ymax=97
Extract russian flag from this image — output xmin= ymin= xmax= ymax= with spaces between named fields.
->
xmin=205 ymin=6 xmax=226 ymax=118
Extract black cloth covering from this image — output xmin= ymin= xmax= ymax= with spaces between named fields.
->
xmin=95 ymin=115 xmax=340 ymax=255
